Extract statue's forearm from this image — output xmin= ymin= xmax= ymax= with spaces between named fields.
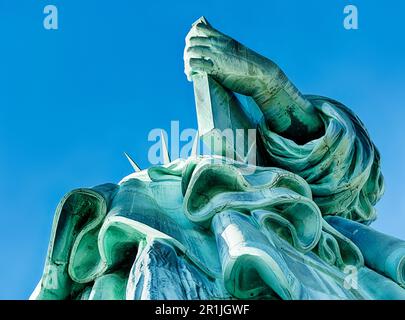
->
xmin=252 ymin=60 xmax=324 ymax=144
xmin=183 ymin=18 xmax=324 ymax=143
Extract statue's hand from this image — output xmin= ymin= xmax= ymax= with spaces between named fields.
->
xmin=184 ymin=18 xmax=324 ymax=143
xmin=184 ymin=17 xmax=275 ymax=98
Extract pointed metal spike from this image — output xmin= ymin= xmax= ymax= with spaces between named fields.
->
xmin=124 ymin=152 xmax=141 ymax=172
xmin=160 ymin=130 xmax=171 ymax=164
xmin=191 ymin=131 xmax=199 ymax=157
xmin=192 ymin=16 xmax=208 ymax=27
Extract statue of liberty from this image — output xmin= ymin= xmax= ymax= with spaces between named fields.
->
xmin=31 ymin=17 xmax=405 ymax=300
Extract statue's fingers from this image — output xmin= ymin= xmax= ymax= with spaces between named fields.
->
xmin=195 ymin=22 xmax=224 ymax=38
xmin=188 ymin=36 xmax=211 ymax=47
xmin=186 ymin=45 xmax=212 ymax=57
xmin=184 ymin=57 xmax=214 ymax=81
xmin=188 ymin=58 xmax=214 ymax=75
xmin=184 ymin=45 xmax=208 ymax=64
xmin=185 ymin=25 xmax=202 ymax=45
xmin=189 ymin=57 xmax=214 ymax=69
xmin=188 ymin=36 xmax=227 ymax=50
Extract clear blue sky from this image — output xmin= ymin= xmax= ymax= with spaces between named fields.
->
xmin=1 ymin=0 xmax=404 ymax=299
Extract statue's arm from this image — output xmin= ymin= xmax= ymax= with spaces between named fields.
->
xmin=184 ymin=18 xmax=324 ymax=144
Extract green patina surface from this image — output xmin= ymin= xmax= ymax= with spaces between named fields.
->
xmin=31 ymin=17 xmax=404 ymax=300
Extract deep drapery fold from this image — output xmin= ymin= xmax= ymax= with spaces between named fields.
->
xmin=259 ymin=95 xmax=384 ymax=223
xmin=31 ymin=158 xmax=403 ymax=300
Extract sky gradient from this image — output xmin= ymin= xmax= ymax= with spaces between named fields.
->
xmin=1 ymin=0 xmax=405 ymax=299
